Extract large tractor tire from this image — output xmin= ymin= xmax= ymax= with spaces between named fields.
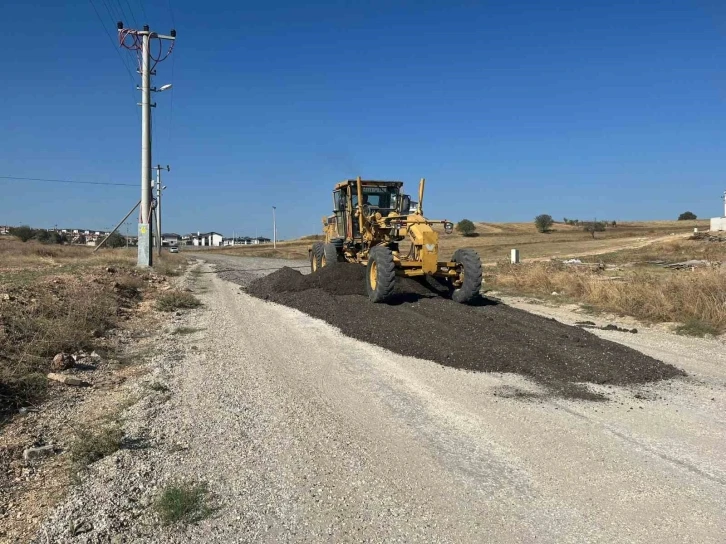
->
xmin=366 ymin=246 xmax=396 ymax=303
xmin=451 ymin=249 xmax=482 ymax=303
xmin=322 ymin=242 xmax=338 ymax=267
xmin=310 ymin=242 xmax=323 ymax=273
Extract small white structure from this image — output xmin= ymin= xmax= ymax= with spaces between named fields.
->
xmin=510 ymin=248 xmax=520 ymax=264
xmin=710 ymin=191 xmax=726 ymax=231
xmin=710 ymin=217 xmax=726 ymax=232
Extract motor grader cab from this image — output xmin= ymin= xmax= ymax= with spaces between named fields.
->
xmin=310 ymin=177 xmax=483 ymax=304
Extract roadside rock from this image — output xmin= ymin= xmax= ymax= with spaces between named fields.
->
xmin=23 ymin=445 xmax=55 ymax=461
xmin=47 ymin=373 xmax=90 ymax=387
xmin=51 ymin=353 xmax=75 ymax=371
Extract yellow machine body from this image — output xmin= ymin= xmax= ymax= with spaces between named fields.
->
xmin=313 ymin=176 xmax=458 ymax=281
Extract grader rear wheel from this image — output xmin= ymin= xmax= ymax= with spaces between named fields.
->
xmin=451 ymin=249 xmax=482 ymax=303
xmin=310 ymin=242 xmax=323 ymax=273
xmin=366 ymin=247 xmax=396 ymax=303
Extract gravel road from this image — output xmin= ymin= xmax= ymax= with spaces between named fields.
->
xmin=36 ymin=254 xmax=726 ymax=543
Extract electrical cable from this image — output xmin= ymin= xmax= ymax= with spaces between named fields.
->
xmin=167 ymin=0 xmax=176 ymax=27
xmin=123 ymin=0 xmax=139 ymax=28
xmin=167 ymin=49 xmax=176 ymax=158
xmin=0 ymin=176 xmax=136 ymax=187
xmin=137 ymin=0 xmax=148 ymax=22
xmin=89 ymin=0 xmax=137 ymax=83
xmin=88 ymin=0 xmax=140 ymax=120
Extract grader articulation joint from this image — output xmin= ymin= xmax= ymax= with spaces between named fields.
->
xmin=309 ymin=177 xmax=483 ymax=304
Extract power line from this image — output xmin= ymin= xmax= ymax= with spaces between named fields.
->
xmin=165 ymin=0 xmax=177 ymax=163
xmin=137 ymin=0 xmax=148 ymax=22
xmin=0 ymin=176 xmax=136 ymax=187
xmin=114 ymin=0 xmax=133 ymax=28
xmin=89 ymin=0 xmax=136 ymax=82
xmin=123 ymin=0 xmax=139 ymax=28
xmin=88 ymin=0 xmax=141 ymax=121
xmin=167 ymin=0 xmax=176 ymax=27
xmin=166 ymin=48 xmax=176 ymax=158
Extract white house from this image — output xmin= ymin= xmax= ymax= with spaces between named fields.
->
xmin=161 ymin=233 xmax=181 ymax=246
xmin=191 ymin=232 xmax=224 ymax=247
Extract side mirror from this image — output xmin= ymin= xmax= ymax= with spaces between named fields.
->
xmin=400 ymin=195 xmax=411 ymax=215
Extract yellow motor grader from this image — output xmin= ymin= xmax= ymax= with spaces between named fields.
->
xmin=309 ymin=176 xmax=482 ymax=303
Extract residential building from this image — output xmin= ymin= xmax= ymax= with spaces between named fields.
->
xmin=161 ymin=233 xmax=181 ymax=247
xmin=190 ymin=232 xmax=224 ymax=247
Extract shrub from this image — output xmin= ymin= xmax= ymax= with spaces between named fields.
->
xmin=156 ymin=481 xmax=213 ymax=525
xmin=678 ymin=211 xmax=697 ymax=221
xmin=10 ymin=226 xmax=35 ymax=242
xmin=156 ymin=291 xmax=201 ymax=312
xmin=70 ymin=426 xmax=124 ymax=466
xmin=105 ymin=232 xmax=126 ymax=248
xmin=455 ymin=219 xmax=476 ymax=237
xmin=534 ymin=214 xmax=554 ymax=233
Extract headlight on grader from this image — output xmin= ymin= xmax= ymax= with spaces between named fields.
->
xmin=444 ymin=222 xmax=454 ymax=234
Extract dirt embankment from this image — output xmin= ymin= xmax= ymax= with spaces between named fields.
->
xmin=245 ymin=264 xmax=685 ymax=400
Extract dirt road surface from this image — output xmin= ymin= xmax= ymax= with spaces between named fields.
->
xmin=37 ymin=254 xmax=725 ymax=543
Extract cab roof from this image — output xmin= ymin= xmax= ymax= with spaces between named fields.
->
xmin=334 ymin=179 xmax=403 ymax=191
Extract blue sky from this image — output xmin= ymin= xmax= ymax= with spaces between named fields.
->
xmin=2 ymin=0 xmax=726 ymax=239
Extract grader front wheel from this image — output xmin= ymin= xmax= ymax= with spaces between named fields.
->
xmin=310 ymin=242 xmax=324 ymax=273
xmin=322 ymin=243 xmax=338 ymax=267
xmin=451 ymin=249 xmax=483 ymax=303
xmin=366 ymin=247 xmax=396 ymax=303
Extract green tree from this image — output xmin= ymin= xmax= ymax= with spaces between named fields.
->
xmin=455 ymin=219 xmax=476 ymax=237
xmin=105 ymin=232 xmax=126 ymax=248
xmin=534 ymin=214 xmax=554 ymax=233
xmin=35 ymin=229 xmax=53 ymax=244
xmin=678 ymin=211 xmax=697 ymax=221
xmin=583 ymin=221 xmax=607 ymax=239
xmin=9 ymin=225 xmax=35 ymax=242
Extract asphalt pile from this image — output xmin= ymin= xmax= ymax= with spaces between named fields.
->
xmin=246 ymin=264 xmax=685 ymax=400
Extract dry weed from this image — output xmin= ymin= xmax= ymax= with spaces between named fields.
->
xmin=492 ymin=262 xmax=726 ymax=333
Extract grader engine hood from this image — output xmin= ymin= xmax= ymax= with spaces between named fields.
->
xmin=407 ymin=218 xmax=439 ymax=274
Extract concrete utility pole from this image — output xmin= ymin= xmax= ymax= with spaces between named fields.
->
xmin=155 ymin=164 xmax=170 ymax=256
xmin=272 ymin=206 xmax=277 ymax=248
xmin=117 ymin=22 xmax=176 ymax=267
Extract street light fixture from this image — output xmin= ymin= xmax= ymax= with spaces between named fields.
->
xmin=272 ymin=206 xmax=277 ymax=249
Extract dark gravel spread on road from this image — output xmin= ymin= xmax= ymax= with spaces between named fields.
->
xmin=242 ymin=264 xmax=685 ymax=400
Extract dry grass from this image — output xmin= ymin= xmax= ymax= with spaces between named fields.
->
xmin=0 ymin=281 xmax=117 ymax=413
xmin=581 ymin=238 xmax=726 ymax=264
xmin=153 ymin=251 xmax=186 ymax=276
xmin=156 ymin=291 xmax=202 ymax=312
xmin=0 ymin=239 xmax=186 ymax=418
xmin=0 ymin=238 xmax=135 ymax=270
xmin=70 ymin=425 xmax=124 ymax=467
xmin=202 ymin=220 xmax=709 ymax=264
xmin=204 ymin=240 xmax=310 ymax=260
xmin=490 ymin=261 xmax=726 ymax=334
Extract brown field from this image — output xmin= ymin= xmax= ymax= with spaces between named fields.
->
xmin=488 ymin=234 xmax=726 ymax=335
xmin=205 ymin=219 xmax=708 ymax=263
